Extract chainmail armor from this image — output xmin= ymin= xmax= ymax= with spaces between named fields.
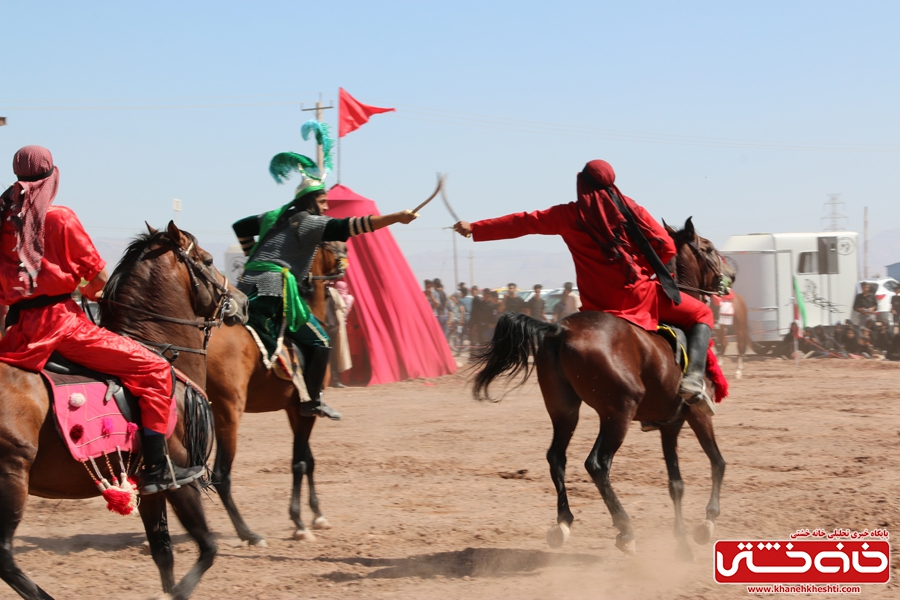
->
xmin=238 ymin=211 xmax=329 ymax=298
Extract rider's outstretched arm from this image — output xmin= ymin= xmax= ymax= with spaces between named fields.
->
xmin=321 ymin=210 xmax=417 ymax=242
xmin=454 ymin=204 xmax=570 ymax=241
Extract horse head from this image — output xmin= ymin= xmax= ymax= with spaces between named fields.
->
xmin=98 ymin=222 xmax=249 ymax=363
xmin=664 ymin=217 xmax=727 ymax=300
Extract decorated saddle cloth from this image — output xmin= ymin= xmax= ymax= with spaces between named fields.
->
xmin=244 ymin=301 xmax=311 ymax=400
xmin=41 ymin=353 xmax=177 ymax=463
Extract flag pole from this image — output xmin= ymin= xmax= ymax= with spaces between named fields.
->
xmin=338 ymin=125 xmax=342 ymax=184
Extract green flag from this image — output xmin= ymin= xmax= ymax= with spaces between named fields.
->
xmin=793 ymin=276 xmax=807 ymax=328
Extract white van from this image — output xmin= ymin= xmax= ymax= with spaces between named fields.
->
xmin=720 ymin=232 xmax=859 ymax=350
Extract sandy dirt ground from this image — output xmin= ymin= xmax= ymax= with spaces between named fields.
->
xmin=5 ymin=356 xmax=900 ymax=599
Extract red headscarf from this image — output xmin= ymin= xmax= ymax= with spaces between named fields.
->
xmin=576 ymin=159 xmax=626 ymax=248
xmin=0 ymin=146 xmax=60 ymax=295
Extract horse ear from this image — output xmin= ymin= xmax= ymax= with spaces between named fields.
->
xmin=166 ymin=220 xmax=186 ymax=247
xmin=663 ymin=219 xmax=676 ymax=236
xmin=145 ymin=222 xmax=158 ymax=236
xmin=683 ymin=217 xmax=697 ymax=240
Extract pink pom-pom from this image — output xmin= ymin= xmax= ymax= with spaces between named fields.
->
xmin=705 ymin=341 xmax=729 ymax=403
xmin=101 ymin=417 xmax=114 ymax=437
xmin=126 ymin=422 xmax=139 ymax=439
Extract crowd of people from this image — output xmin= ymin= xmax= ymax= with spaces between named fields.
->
xmin=764 ymin=283 xmax=900 ymax=360
xmin=422 ymin=279 xmax=581 ymax=352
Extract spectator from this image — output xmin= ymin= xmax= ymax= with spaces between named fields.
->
xmin=553 ymin=282 xmax=582 ymax=322
xmin=871 ymin=320 xmax=892 ymax=354
xmin=527 ymin=284 xmax=546 ymax=321
xmin=503 ymin=283 xmax=527 ymax=315
xmin=433 ymin=278 xmax=449 ymax=337
xmin=458 ymin=282 xmax=469 ymax=298
xmin=447 ymin=293 xmax=466 ymax=355
xmin=469 ymin=287 xmax=491 ymax=346
xmin=325 ymin=283 xmax=351 ymax=388
xmin=424 ymin=279 xmax=438 ymax=314
xmin=853 ymin=283 xmax=877 ymax=322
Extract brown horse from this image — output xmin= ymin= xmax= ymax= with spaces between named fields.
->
xmin=714 ymin=291 xmax=759 ymax=379
xmin=472 ymin=218 xmax=727 ymax=561
xmin=206 ymin=241 xmax=344 ymax=545
xmin=0 ymin=222 xmax=248 ymax=600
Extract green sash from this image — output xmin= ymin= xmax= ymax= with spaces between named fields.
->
xmin=243 ymin=261 xmax=310 ymax=332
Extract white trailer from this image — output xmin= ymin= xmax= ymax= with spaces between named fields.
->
xmin=720 ymin=232 xmax=859 ymax=348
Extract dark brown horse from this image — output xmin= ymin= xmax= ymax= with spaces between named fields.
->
xmin=0 ymin=222 xmax=248 ymax=600
xmin=472 ymin=218 xmax=727 ymax=560
xmin=206 ymin=241 xmax=344 ymax=545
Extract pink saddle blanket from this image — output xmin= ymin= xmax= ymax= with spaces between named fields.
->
xmin=42 ymin=371 xmax=176 ymax=463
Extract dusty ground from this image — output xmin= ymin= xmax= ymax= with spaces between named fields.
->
xmin=6 ymin=357 xmax=900 ymax=599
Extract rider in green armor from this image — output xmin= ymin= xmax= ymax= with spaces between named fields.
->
xmin=233 ymin=150 xmax=416 ymax=420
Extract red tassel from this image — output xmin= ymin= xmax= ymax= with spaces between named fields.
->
xmin=102 ymin=487 xmax=137 ymax=516
xmin=126 ymin=422 xmax=138 ymax=440
xmin=705 ymin=341 xmax=729 ymax=403
xmin=101 ymin=417 xmax=114 ymax=436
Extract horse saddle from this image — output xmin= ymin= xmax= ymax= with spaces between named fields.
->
xmin=41 ymin=352 xmax=175 ymax=463
xmin=656 ymin=324 xmax=688 ymax=374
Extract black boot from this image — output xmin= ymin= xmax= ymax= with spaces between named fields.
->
xmin=679 ymin=324 xmax=716 ymax=416
xmin=298 ymin=346 xmax=342 ymax=421
xmin=140 ymin=432 xmax=203 ymax=494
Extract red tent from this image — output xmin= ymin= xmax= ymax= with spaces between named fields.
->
xmin=326 ymin=184 xmax=456 ymax=385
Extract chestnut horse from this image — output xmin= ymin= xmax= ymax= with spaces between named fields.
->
xmin=206 ymin=241 xmax=344 ymax=545
xmin=714 ymin=291 xmax=758 ymax=379
xmin=0 ymin=222 xmax=248 ymax=600
xmin=472 ymin=218 xmax=727 ymax=561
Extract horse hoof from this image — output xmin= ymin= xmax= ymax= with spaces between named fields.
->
xmin=693 ymin=520 xmax=715 ymax=545
xmin=615 ymin=535 xmax=636 ymax=555
xmin=141 ymin=540 xmax=152 ymax=555
xmin=249 ymin=537 xmax=268 ymax=548
xmin=293 ymin=528 xmax=316 ymax=541
xmin=312 ymin=516 xmax=332 ymax=530
xmin=147 ymin=594 xmax=173 ymax=600
xmin=546 ymin=523 xmax=570 ymax=549
xmin=735 ymin=370 xmax=743 ymax=380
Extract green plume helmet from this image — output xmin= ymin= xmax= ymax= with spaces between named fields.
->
xmin=301 ymin=120 xmax=334 ymax=172
xmin=268 ymin=152 xmax=325 ymax=200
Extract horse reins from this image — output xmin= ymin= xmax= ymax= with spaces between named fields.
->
xmin=676 ymin=240 xmax=726 ymax=298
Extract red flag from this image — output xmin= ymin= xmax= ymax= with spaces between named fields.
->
xmin=338 ymin=88 xmax=395 ymax=137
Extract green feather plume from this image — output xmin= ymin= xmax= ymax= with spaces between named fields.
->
xmin=301 ymin=120 xmax=334 ymax=172
xmin=269 ymin=152 xmax=320 ymax=184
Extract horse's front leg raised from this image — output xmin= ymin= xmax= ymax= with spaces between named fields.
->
xmin=165 ymin=483 xmax=217 ymax=600
xmin=138 ymin=492 xmax=176 ymax=595
xmin=685 ymin=408 xmax=726 ymax=544
xmin=659 ymin=419 xmax=693 ymax=561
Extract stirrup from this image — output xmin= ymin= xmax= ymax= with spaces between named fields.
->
xmin=140 ymin=463 xmax=203 ymax=495
xmin=680 ymin=379 xmax=716 ymax=416
xmin=299 ymin=399 xmax=343 ymax=421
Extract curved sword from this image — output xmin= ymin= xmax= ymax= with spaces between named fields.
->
xmin=438 ymin=172 xmax=470 ymax=237
xmin=412 ymin=175 xmax=446 ymax=215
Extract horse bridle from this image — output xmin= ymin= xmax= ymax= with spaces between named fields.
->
xmin=308 ymin=242 xmax=347 ymax=282
xmin=676 ymin=239 xmax=726 ymax=298
xmin=100 ymin=238 xmax=236 ymax=359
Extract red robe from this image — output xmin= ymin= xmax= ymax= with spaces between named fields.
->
xmin=472 ymin=201 xmax=676 ymax=331
xmin=0 ymin=206 xmax=174 ymax=433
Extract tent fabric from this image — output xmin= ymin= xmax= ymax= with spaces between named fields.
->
xmin=326 ymin=184 xmax=456 ymax=385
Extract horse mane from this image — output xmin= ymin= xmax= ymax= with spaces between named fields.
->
xmin=99 ymin=228 xmax=198 ymax=315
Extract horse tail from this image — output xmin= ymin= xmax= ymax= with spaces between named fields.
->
xmin=472 ymin=312 xmax=563 ymax=401
xmin=181 ymin=382 xmax=216 ymax=488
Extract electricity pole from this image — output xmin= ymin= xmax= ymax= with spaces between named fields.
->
xmin=301 ymin=93 xmax=333 ymax=173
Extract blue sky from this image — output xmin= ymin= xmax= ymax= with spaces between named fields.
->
xmin=2 ymin=1 xmax=898 ymax=285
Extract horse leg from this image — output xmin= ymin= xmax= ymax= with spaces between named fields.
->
xmin=211 ymin=413 xmax=266 ymax=547
xmin=0 ymin=461 xmax=52 ymax=599
xmin=285 ymin=406 xmax=315 ymax=540
xmin=297 ymin=417 xmax=330 ymax=530
xmin=137 ymin=492 xmax=175 ymax=595
xmin=659 ymin=419 xmax=693 ymax=561
xmin=585 ymin=415 xmax=635 ymax=554
xmin=165 ymin=484 xmax=217 ymax=600
xmin=542 ymin=388 xmax=580 ymax=549
xmin=736 ymin=327 xmax=745 ymax=380
xmin=685 ymin=409 xmax=726 ymax=544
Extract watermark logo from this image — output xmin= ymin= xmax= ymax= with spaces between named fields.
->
xmin=714 ymin=529 xmax=890 ymax=585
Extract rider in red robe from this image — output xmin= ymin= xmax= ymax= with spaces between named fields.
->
xmin=454 ymin=159 xmax=716 ymax=415
xmin=0 ymin=146 xmax=201 ymax=493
